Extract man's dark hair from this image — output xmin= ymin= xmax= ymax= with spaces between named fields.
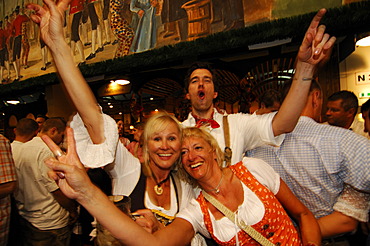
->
xmin=134 ymin=122 xmax=145 ymax=130
xmin=41 ymin=118 xmax=66 ymax=133
xmin=259 ymin=89 xmax=282 ymax=108
xmin=36 ymin=114 xmax=49 ymax=120
xmin=16 ymin=118 xmax=38 ymax=136
xmin=15 ymin=6 xmax=20 ymax=14
xmin=328 ymin=90 xmax=358 ymax=113
xmin=184 ymin=62 xmax=219 ymax=93
xmin=361 ymin=99 xmax=370 ymax=118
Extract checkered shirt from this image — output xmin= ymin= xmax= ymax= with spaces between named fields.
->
xmin=0 ymin=134 xmax=16 ymax=244
xmin=247 ymin=116 xmax=370 ymax=218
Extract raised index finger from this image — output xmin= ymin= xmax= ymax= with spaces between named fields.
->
xmin=307 ymin=8 xmax=326 ymax=34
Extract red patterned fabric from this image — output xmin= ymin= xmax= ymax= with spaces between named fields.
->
xmin=197 ymin=161 xmax=302 ymax=245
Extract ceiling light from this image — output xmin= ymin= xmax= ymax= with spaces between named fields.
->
xmin=6 ymin=100 xmax=20 ymax=105
xmin=356 ymin=33 xmax=370 ymax=47
xmin=110 ymin=79 xmax=130 ymax=85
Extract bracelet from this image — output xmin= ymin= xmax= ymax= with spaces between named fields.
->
xmin=302 ymin=77 xmax=315 ymax=81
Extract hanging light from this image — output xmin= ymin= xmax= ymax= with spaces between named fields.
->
xmin=110 ymin=79 xmax=130 ymax=85
xmin=356 ymin=32 xmax=370 ymax=47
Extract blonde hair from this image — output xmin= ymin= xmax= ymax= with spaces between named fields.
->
xmin=141 ymin=111 xmax=182 ymax=177
xmin=178 ymin=127 xmax=224 ymax=187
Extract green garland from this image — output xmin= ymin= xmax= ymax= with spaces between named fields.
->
xmin=1 ymin=1 xmax=370 ymax=97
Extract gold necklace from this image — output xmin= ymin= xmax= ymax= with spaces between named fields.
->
xmin=152 ymin=172 xmax=170 ymax=196
xmin=203 ymin=172 xmax=224 ymax=194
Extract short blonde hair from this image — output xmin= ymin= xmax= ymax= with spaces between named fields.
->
xmin=178 ymin=127 xmax=224 ymax=187
xmin=141 ymin=111 xmax=182 ymax=176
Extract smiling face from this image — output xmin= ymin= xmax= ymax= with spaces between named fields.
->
xmin=147 ymin=121 xmax=181 ymax=171
xmin=186 ymin=69 xmax=218 ymax=117
xmin=181 ymin=136 xmax=217 ymax=182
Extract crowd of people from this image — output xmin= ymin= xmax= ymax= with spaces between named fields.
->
xmin=0 ymin=0 xmax=369 ymax=245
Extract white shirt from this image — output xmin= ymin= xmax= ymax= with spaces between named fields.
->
xmin=182 ymin=109 xmax=284 ymax=166
xmin=12 ymin=137 xmax=70 ymax=230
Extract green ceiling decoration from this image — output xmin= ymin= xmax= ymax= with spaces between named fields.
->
xmin=1 ymin=1 xmax=369 ymax=97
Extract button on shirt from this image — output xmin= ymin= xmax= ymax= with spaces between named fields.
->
xmin=247 ymin=116 xmax=370 ymax=218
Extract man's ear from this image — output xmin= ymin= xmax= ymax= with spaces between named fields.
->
xmin=213 ymin=92 xmax=218 ymax=99
xmin=185 ymin=93 xmax=190 ymax=100
xmin=312 ymin=90 xmax=321 ymax=108
xmin=347 ymin=107 xmax=356 ymax=117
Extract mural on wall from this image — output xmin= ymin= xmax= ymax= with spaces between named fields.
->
xmin=0 ymin=0 xmax=364 ymax=84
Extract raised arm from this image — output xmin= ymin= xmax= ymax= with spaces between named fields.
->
xmin=42 ymin=128 xmax=194 ymax=246
xmin=272 ymin=8 xmax=336 ymax=136
xmin=27 ymin=0 xmax=104 ymax=144
xmin=276 ymin=179 xmax=321 ymax=245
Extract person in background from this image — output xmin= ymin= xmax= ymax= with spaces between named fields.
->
xmin=35 ymin=114 xmax=48 ymax=132
xmin=8 ymin=118 xmax=39 ymax=245
xmin=247 ymin=80 xmax=370 ymax=243
xmin=12 ymin=118 xmax=78 ymax=245
xmin=325 ymin=90 xmax=369 ymax=138
xmin=0 ymin=134 xmax=16 ymax=245
xmin=254 ymin=89 xmax=282 ymax=115
xmin=182 ymin=10 xmax=336 ymax=166
xmin=361 ymin=99 xmax=370 ymax=137
xmin=126 ymin=122 xmax=144 ymax=162
xmin=11 ymin=118 xmax=39 ymax=157
xmin=116 ymin=119 xmax=131 ymax=146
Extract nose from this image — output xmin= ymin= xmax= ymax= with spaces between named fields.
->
xmin=326 ymin=109 xmax=332 ymax=116
xmin=186 ymin=149 xmax=197 ymax=161
xmin=160 ymin=139 xmax=169 ymax=149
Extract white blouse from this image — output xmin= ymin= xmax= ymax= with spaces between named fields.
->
xmin=177 ymin=157 xmax=280 ymax=241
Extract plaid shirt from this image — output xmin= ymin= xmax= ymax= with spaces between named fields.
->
xmin=0 ymin=134 xmax=16 ymax=244
xmin=247 ymin=116 xmax=370 ymax=218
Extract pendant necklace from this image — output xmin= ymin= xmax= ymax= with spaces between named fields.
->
xmin=204 ymin=172 xmax=224 ymax=194
xmin=152 ymin=172 xmax=170 ymax=196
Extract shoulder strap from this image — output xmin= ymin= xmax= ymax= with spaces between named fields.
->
xmin=223 ymin=116 xmax=232 ymax=167
xmin=170 ymin=172 xmax=182 ymax=213
xmin=202 ymin=191 xmax=274 ymax=246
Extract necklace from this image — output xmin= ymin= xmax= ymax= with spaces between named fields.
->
xmin=203 ymin=172 xmax=223 ymax=194
xmin=152 ymin=172 xmax=170 ymax=196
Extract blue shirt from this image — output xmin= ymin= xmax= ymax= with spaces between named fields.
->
xmin=247 ymin=116 xmax=370 ymax=218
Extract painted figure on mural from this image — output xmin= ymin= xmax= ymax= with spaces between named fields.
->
xmin=0 ymin=19 xmax=11 ymax=83
xmin=86 ymin=0 xmax=104 ymax=60
xmin=110 ymin=0 xmax=134 ymax=57
xmin=130 ymin=0 xmax=158 ymax=52
xmin=211 ymin=0 xmax=244 ymax=30
xmin=160 ymin=0 xmax=188 ymax=41
xmin=69 ymin=0 xmax=86 ymax=65
xmin=21 ymin=7 xmax=31 ymax=70
xmin=11 ymin=6 xmax=30 ymax=81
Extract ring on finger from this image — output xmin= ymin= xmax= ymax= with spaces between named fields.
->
xmin=54 ymin=150 xmax=65 ymax=158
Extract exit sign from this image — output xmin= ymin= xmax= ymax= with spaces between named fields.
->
xmin=356 ymin=72 xmax=370 ymax=85
xmin=359 ymin=92 xmax=370 ymax=99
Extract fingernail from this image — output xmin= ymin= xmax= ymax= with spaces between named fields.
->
xmin=314 ymin=49 xmax=320 ymax=55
